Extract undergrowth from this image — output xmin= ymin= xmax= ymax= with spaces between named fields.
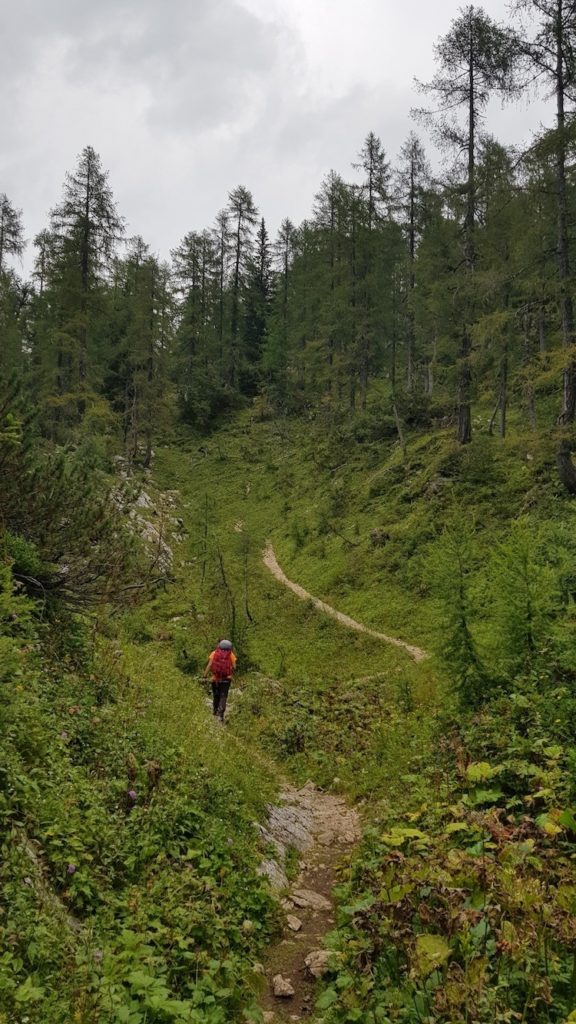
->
xmin=3 ymin=399 xmax=576 ymax=1022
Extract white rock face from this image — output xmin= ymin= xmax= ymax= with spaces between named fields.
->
xmin=272 ymin=974 xmax=295 ymax=998
xmin=266 ymin=804 xmax=316 ymax=852
xmin=304 ymin=949 xmax=334 ymax=978
xmin=257 ymin=779 xmax=360 ymax=903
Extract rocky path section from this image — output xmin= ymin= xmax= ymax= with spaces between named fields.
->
xmin=263 ymin=542 xmax=427 ymax=663
xmin=258 ymin=782 xmax=361 ymax=1022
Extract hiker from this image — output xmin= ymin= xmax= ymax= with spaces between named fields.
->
xmin=204 ymin=639 xmax=236 ymax=721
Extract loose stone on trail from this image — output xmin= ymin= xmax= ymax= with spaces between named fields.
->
xmin=258 ymin=780 xmax=361 ymax=1020
xmin=286 ymin=914 xmax=303 ymax=931
xmin=304 ymin=949 xmax=335 ymax=978
xmin=290 ymin=888 xmax=332 ymax=911
xmin=272 ymin=974 xmax=295 ymax=998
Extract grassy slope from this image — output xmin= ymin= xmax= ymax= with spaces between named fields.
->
xmin=136 ymin=401 xmax=576 ymax=810
xmin=5 ymin=400 xmax=574 ymax=1023
xmin=145 ymin=413 xmax=443 ymax=803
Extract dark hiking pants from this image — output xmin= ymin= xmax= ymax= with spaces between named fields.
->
xmin=211 ymin=678 xmax=231 ymax=720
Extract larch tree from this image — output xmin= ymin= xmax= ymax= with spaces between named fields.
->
xmin=513 ymin=0 xmax=576 ymax=423
xmin=48 ymin=146 xmax=124 ymax=416
xmin=213 ymin=209 xmax=230 ymax=371
xmin=0 ymin=194 xmax=25 ymax=274
xmin=353 ymin=132 xmax=391 ymax=232
xmin=226 ymin=186 xmax=258 ymax=387
xmin=172 ymin=229 xmax=219 ymax=423
xmin=242 ymin=217 xmax=272 ymax=395
xmin=394 ymin=133 xmax=431 ymax=389
xmin=105 ymin=237 xmax=173 ymax=467
xmin=415 ymin=5 xmax=520 ymax=443
xmin=264 ymin=218 xmax=297 ymax=403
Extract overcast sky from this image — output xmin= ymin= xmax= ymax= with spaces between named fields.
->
xmin=1 ymin=0 xmax=549 ymax=271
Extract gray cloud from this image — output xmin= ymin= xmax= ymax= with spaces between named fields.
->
xmin=0 ymin=0 xmax=556 ymax=274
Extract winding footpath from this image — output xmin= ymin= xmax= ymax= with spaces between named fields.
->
xmin=258 ymin=782 xmax=361 ymax=1023
xmin=263 ymin=542 xmax=428 ymax=662
xmin=258 ymin=542 xmax=428 ymax=1019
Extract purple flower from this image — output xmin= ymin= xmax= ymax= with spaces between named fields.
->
xmin=128 ymin=790 xmax=137 ymax=801
xmin=67 ymin=863 xmax=76 ymax=875
xmin=59 ymin=731 xmax=69 ymax=741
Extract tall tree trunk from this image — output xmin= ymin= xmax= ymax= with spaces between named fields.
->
xmin=557 ymin=439 xmax=576 ymax=494
xmin=457 ymin=22 xmax=475 ymax=445
xmin=499 ymin=348 xmax=508 ymax=439
xmin=555 ymin=1 xmax=575 ymax=423
xmin=522 ymin=314 xmax=537 ymax=430
xmin=406 ymin=158 xmax=416 ymax=391
xmin=457 ymin=332 xmax=472 ymax=445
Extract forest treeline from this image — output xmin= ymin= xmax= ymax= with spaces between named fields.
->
xmin=1 ymin=0 xmax=576 ymax=458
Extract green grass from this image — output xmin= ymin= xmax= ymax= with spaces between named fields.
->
xmin=4 ymin=398 xmax=575 ymax=1023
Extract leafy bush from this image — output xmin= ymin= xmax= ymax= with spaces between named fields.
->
xmin=320 ymin=685 xmax=576 ymax=1024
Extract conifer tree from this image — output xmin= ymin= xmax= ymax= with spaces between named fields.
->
xmin=213 ymin=209 xmax=230 ymax=373
xmin=105 ymin=237 xmax=173 ymax=466
xmin=395 ymin=133 xmax=431 ymax=389
xmin=416 ymin=5 xmax=520 ymax=442
xmin=264 ymin=218 xmax=297 ymax=402
xmin=354 ymin=132 xmax=391 ymax=232
xmin=171 ymin=229 xmax=220 ymax=423
xmin=46 ymin=146 xmax=124 ymax=419
xmin=0 ymin=195 xmax=25 ymax=274
xmin=242 ymin=217 xmax=272 ymax=395
xmin=226 ymin=186 xmax=258 ymax=386
xmin=513 ymin=0 xmax=576 ymax=422
xmin=0 ymin=196 xmax=27 ymax=380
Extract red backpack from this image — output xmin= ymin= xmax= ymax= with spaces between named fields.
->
xmin=211 ymin=647 xmax=233 ymax=680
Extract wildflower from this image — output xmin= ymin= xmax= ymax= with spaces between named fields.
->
xmin=67 ymin=863 xmax=76 ymax=875
xmin=128 ymin=790 xmax=137 ymax=802
xmin=93 ymin=949 xmax=103 ymax=963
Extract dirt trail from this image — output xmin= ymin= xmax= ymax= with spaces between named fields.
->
xmin=263 ymin=542 xmax=427 ymax=663
xmin=258 ymin=782 xmax=361 ymax=1022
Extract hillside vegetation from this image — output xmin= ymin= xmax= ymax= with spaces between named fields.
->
xmin=152 ymin=406 xmax=576 ymax=1024
xmin=2 ymin=3 xmax=576 ymax=1020
xmin=2 ymin=382 xmax=576 ymax=1023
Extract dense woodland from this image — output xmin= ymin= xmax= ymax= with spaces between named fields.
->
xmin=1 ymin=3 xmax=576 ymax=455
xmin=3 ymin=3 xmax=576 ymax=1023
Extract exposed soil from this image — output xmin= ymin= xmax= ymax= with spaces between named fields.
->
xmin=259 ymin=782 xmax=361 ymax=1023
xmin=263 ymin=542 xmax=428 ymax=662
xmin=257 ymin=543 xmax=427 ymax=1019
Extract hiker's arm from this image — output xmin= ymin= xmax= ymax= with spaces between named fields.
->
xmin=203 ymin=655 xmax=213 ymax=679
